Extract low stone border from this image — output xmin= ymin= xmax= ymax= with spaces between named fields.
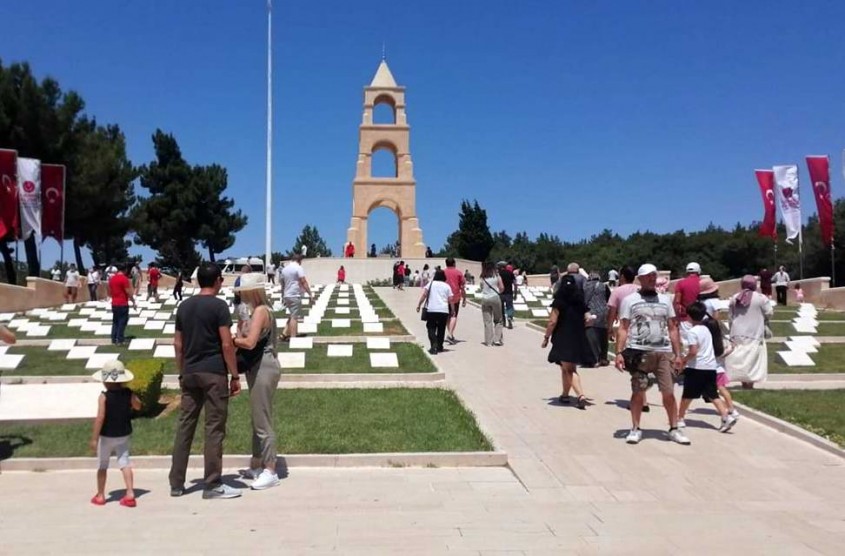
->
xmin=0 ymin=451 xmax=508 ymax=473
xmin=767 ymin=373 xmax=845 ymax=382
xmin=2 ymin=372 xmax=445 ymax=386
xmin=733 ymin=401 xmax=845 ymax=460
xmin=15 ymin=335 xmax=419 ymax=347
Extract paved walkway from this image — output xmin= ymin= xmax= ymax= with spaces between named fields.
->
xmin=0 ymin=288 xmax=843 ymax=554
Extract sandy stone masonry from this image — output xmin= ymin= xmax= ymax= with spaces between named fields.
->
xmin=346 ymin=60 xmax=426 ymax=258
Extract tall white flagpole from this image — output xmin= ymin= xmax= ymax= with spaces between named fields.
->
xmin=264 ymin=0 xmax=273 ymax=273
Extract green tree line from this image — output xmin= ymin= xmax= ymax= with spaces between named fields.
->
xmin=443 ymin=198 xmax=844 ymax=285
xmin=0 ymin=59 xmax=245 ymax=281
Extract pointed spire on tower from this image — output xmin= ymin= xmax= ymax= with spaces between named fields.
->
xmin=370 ymin=59 xmax=397 ymax=88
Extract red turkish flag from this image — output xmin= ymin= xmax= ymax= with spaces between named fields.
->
xmin=806 ymin=156 xmax=834 ymax=247
xmin=755 ymin=169 xmax=777 ymax=240
xmin=41 ymin=164 xmax=65 ymax=242
xmin=0 ymin=149 xmax=20 ymax=240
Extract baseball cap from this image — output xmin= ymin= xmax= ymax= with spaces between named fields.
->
xmin=686 ymin=262 xmax=701 ymax=274
xmin=233 ymin=272 xmax=266 ymax=292
xmin=637 ymin=263 xmax=658 ymax=277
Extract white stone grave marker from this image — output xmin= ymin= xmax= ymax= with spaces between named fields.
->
xmin=366 ymin=337 xmax=391 ymax=350
xmin=777 ymin=351 xmax=815 ymax=366
xmin=331 ymin=319 xmax=351 ymax=328
xmin=67 ymin=346 xmax=98 ymax=360
xmin=298 ymin=323 xmax=318 ymax=334
xmin=327 ymin=344 xmax=353 ymax=357
xmin=144 ymin=320 xmax=165 ymax=331
xmin=370 ymin=352 xmax=399 ymax=368
xmin=154 ymin=345 xmax=176 ymax=358
xmin=277 ymin=352 xmax=305 ymax=369
xmin=289 ymin=337 xmax=313 ymax=349
xmin=48 ymin=339 xmax=76 ymax=351
xmin=784 ymin=341 xmax=818 ymax=354
xmin=85 ymin=353 xmax=120 ymax=370
xmin=363 ymin=322 xmax=383 ymax=333
xmin=128 ymin=338 xmax=156 ymax=351
xmin=0 ymin=354 xmax=25 ymax=370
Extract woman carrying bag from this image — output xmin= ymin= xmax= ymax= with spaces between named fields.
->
xmin=232 ymin=273 xmax=281 ymax=490
xmin=416 ymin=269 xmax=453 ymax=355
xmin=479 ymin=261 xmax=505 ymax=346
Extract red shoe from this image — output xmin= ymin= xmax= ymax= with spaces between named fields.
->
xmin=119 ymin=496 xmax=136 ymax=508
xmin=90 ymin=495 xmax=106 ymax=506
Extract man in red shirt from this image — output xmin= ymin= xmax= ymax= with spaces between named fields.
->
xmin=109 ymin=262 xmax=135 ymax=345
xmin=147 ymin=263 xmax=162 ymax=301
xmin=673 ymin=262 xmax=701 ymax=340
xmin=444 ymin=257 xmax=467 ymax=344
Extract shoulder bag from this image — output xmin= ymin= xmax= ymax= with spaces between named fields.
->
xmin=420 ymin=284 xmax=432 ymax=321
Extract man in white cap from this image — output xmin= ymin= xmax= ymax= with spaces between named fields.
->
xmin=615 ymin=263 xmax=690 ymax=445
xmin=673 ymin=262 xmax=702 ymax=336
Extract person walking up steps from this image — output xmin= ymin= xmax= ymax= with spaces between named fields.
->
xmin=773 ymin=265 xmax=790 ymax=306
xmin=479 ymin=261 xmax=504 ymax=346
xmin=280 ymin=255 xmax=313 ymax=341
xmin=416 ymin=269 xmax=453 ymax=354
xmin=444 ymin=257 xmax=467 ymax=344
xmin=615 ymin=264 xmax=689 ymax=445
xmin=89 ymin=361 xmax=142 ymax=507
xmin=498 ymin=262 xmax=516 ymax=329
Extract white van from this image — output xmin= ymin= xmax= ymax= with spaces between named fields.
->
xmin=220 ymin=257 xmax=265 ymax=275
xmin=190 ymin=257 xmax=265 ymax=282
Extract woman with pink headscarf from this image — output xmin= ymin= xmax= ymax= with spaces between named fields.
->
xmin=725 ymin=275 xmax=773 ymax=389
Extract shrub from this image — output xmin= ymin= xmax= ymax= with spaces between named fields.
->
xmin=126 ymin=358 xmax=164 ymax=416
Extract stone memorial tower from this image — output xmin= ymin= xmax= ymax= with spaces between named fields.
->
xmin=346 ymin=60 xmax=426 ymax=258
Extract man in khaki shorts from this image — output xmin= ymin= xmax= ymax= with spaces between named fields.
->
xmin=615 ymin=263 xmax=690 ymax=445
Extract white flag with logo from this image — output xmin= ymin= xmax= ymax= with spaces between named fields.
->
xmin=773 ymin=164 xmax=801 ymax=244
xmin=16 ymin=157 xmax=42 ymax=240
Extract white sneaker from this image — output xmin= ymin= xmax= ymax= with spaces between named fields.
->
xmin=240 ymin=467 xmax=262 ymax=480
xmin=668 ymin=428 xmax=691 ymax=445
xmin=719 ymin=415 xmax=738 ymax=433
xmin=202 ymin=484 xmax=242 ymax=500
xmin=729 ymin=409 xmax=740 ymax=419
xmin=625 ymin=429 xmax=642 ymax=444
xmin=676 ymin=419 xmax=687 ymax=428
xmin=251 ymin=469 xmax=280 ymax=490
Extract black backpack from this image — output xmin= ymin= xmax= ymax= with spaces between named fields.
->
xmin=703 ymin=317 xmax=725 ymax=358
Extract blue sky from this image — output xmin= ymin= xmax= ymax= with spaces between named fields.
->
xmin=2 ymin=0 xmax=845 ymax=266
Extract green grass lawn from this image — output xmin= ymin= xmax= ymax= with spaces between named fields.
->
xmin=3 ymin=342 xmax=434 ymax=376
xmin=769 ymin=321 xmax=845 ymax=337
xmin=278 ymin=342 xmax=436 ymax=373
xmin=0 ymin=388 xmax=493 ymax=457
xmin=732 ymin=389 xmax=845 ymax=447
xmin=23 ymin=322 xmax=171 ymax=339
xmin=3 ymin=345 xmax=178 ymax=375
xmin=315 ymin=319 xmax=408 ymax=337
xmin=767 ymin=343 xmax=845 ymax=374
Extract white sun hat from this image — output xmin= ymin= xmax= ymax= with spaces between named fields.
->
xmin=91 ymin=360 xmax=134 ymax=383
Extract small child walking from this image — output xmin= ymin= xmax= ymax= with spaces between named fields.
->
xmin=90 ymin=361 xmax=141 ymax=507
xmin=677 ymin=302 xmax=737 ymax=434
xmin=795 ymin=283 xmax=804 ymax=303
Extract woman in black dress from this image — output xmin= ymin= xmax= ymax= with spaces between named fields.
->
xmin=541 ymin=274 xmax=590 ymax=409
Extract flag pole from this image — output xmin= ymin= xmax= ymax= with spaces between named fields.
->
xmin=264 ymin=0 xmax=273 ymax=274
xmin=831 ymin=243 xmax=836 ymax=287
xmin=799 ymin=224 xmax=804 ymax=279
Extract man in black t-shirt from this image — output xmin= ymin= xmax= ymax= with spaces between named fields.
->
xmin=169 ymin=262 xmax=242 ymax=500
xmin=498 ymin=262 xmax=516 ymax=329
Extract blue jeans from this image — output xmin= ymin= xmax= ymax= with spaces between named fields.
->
xmin=111 ymin=305 xmax=129 ymax=344
xmin=501 ymin=293 xmax=514 ymax=320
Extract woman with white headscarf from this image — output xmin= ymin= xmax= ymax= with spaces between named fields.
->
xmin=725 ymin=275 xmax=773 ymax=389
